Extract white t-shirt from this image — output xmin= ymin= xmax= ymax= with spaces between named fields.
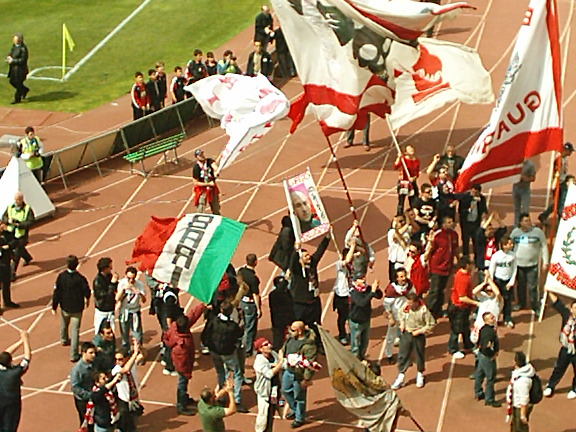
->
xmin=489 ymin=250 xmax=517 ymax=284
xmin=387 ymin=227 xmax=410 ymax=264
xmin=118 ymin=278 xmax=146 ymax=313
xmin=332 ymin=261 xmax=351 ymax=297
xmin=471 ymin=292 xmax=503 ymax=343
xmin=111 ymin=363 xmax=138 ymax=403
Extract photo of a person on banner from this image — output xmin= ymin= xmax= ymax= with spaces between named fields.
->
xmin=290 ymin=189 xmax=321 ymax=234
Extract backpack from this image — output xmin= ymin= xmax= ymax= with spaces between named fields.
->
xmin=529 ymin=374 xmax=543 ymax=404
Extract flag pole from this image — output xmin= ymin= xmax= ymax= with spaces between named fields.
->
xmin=408 ymin=413 xmax=426 ymax=432
xmin=62 ymin=23 xmax=66 ymax=79
xmin=323 ymin=134 xmax=368 ymax=247
xmin=385 ymin=115 xmax=412 ymax=183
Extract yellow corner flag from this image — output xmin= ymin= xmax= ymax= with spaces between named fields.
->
xmin=62 ymin=23 xmax=75 ymax=79
xmin=63 ymin=23 xmax=75 ymax=51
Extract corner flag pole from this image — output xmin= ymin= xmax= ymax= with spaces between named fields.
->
xmin=62 ymin=23 xmax=66 ymax=79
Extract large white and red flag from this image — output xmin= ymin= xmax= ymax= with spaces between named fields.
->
xmin=455 ymin=0 xmax=563 ymax=192
xmin=272 ymin=0 xmax=488 ymax=135
xmin=185 ymin=74 xmax=289 ymax=170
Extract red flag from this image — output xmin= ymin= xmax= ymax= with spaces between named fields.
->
xmin=455 ymin=0 xmax=563 ymax=192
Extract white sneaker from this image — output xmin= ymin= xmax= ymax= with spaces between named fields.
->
xmin=391 ymin=373 xmax=405 ymax=390
xmin=452 ymin=351 xmax=465 ymax=360
xmin=160 ymin=360 xmax=167 ymax=366
xmin=393 ymin=337 xmax=400 ymax=347
xmin=567 ymin=390 xmax=576 ymax=400
xmin=543 ymin=387 xmax=553 ymax=397
xmin=162 ymin=368 xmax=173 ymax=376
xmin=416 ymin=373 xmax=425 ymax=388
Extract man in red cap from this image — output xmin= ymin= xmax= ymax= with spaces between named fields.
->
xmin=253 ymin=337 xmax=283 ymax=432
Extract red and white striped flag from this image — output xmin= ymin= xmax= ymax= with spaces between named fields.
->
xmin=455 ymin=0 xmax=563 ymax=192
xmin=272 ymin=0 xmax=478 ymax=135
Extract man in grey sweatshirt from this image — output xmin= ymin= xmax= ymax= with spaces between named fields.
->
xmin=510 ymin=213 xmax=548 ymax=313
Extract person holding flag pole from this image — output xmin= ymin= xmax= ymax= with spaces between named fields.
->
xmin=62 ymin=23 xmax=75 ymax=79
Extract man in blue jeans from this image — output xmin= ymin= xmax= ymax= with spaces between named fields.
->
xmin=204 ymin=300 xmax=249 ymax=413
xmin=238 ymin=253 xmax=262 ymax=357
xmin=510 ymin=213 xmax=548 ymax=313
xmin=281 ymin=321 xmax=317 ymax=429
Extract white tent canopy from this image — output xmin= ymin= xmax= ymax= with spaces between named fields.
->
xmin=0 ymin=156 xmax=55 ymax=220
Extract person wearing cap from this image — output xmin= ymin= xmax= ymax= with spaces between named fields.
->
xmin=192 ymin=149 xmax=221 ymax=215
xmin=6 ymin=33 xmax=29 ymax=105
xmin=253 ymin=337 xmax=283 ymax=432
xmin=17 ymin=126 xmax=43 ymax=183
xmin=555 ymin=142 xmax=574 ymax=185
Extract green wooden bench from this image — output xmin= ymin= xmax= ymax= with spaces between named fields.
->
xmin=123 ymin=132 xmax=185 ymax=176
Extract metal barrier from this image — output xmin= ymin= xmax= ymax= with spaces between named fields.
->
xmin=41 ymin=97 xmax=206 ymax=189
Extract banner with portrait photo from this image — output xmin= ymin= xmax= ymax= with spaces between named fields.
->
xmin=283 ymin=168 xmax=330 ymax=243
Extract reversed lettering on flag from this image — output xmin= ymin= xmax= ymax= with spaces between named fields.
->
xmin=456 ymin=0 xmax=563 ymax=192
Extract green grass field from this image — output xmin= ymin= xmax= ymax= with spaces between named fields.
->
xmin=0 ymin=0 xmax=263 ymax=112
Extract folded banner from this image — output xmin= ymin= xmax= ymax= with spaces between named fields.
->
xmin=129 ymin=214 xmax=245 ymax=303
xmin=546 ymin=184 xmax=576 ymax=300
xmin=185 ymin=74 xmax=289 ymax=170
xmin=283 ymin=168 xmax=330 ymax=243
xmin=318 ymin=326 xmax=404 ymax=431
xmin=388 ymin=37 xmax=493 ymax=129
xmin=456 ymin=0 xmax=563 ymax=192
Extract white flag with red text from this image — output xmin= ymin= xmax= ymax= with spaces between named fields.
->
xmin=185 ymin=74 xmax=289 ymax=170
xmin=546 ymin=184 xmax=576 ymax=300
xmin=455 ymin=0 xmax=563 ymax=192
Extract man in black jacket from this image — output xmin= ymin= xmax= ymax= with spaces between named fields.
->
xmin=349 ymin=274 xmax=382 ymax=360
xmin=246 ymin=40 xmax=273 ymax=78
xmin=543 ymin=291 xmax=576 ymax=399
xmin=290 ymin=233 xmax=330 ymax=342
xmin=204 ymin=300 xmax=248 ymax=413
xmin=0 ymin=222 xmax=18 ymax=310
xmin=268 ymin=215 xmax=295 ymax=273
xmin=454 ymin=183 xmax=488 ymax=256
xmin=52 ymin=255 xmax=91 ymax=362
xmin=254 ymin=5 xmax=274 ymax=47
xmin=474 ymin=312 xmax=501 ymax=407
xmin=93 ymin=257 xmax=118 ymax=335
xmin=6 ymin=33 xmax=29 ymax=104
xmin=269 ymin=275 xmax=295 ymax=350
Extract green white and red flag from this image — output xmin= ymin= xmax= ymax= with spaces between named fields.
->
xmin=129 ymin=214 xmax=245 ymax=303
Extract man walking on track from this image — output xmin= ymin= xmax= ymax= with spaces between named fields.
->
xmin=2 ymin=191 xmax=34 ymax=282
xmin=192 ymin=149 xmax=221 ymax=215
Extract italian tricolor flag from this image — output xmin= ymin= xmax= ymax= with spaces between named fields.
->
xmin=130 ymin=214 xmax=245 ymax=303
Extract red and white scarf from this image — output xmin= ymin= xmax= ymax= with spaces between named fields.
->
xmin=79 ymin=385 xmax=120 ymax=431
xmin=560 ymin=316 xmax=576 ymax=355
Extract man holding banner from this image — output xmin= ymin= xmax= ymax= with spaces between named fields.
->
xmin=192 ymin=149 xmax=221 ymax=215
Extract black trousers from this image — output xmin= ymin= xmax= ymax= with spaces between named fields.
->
xmin=9 ymin=76 xmax=28 ymax=103
xmin=0 ymin=265 xmax=13 ymax=305
xmin=332 ymin=294 xmax=349 ymax=340
xmin=294 ymin=298 xmax=322 ymax=344
xmin=0 ymin=401 xmax=21 ymax=432
xmin=547 ymin=346 xmax=576 ymax=391
xmin=12 ymin=237 xmax=32 ymax=275
xmin=460 ymin=221 xmax=480 ymax=256
xmin=426 ymin=273 xmax=450 ymax=318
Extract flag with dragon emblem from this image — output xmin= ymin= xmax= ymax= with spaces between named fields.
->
xmin=319 ymin=326 xmax=404 ymax=431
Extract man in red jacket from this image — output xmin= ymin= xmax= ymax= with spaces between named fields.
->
xmin=426 ymin=216 xmax=459 ymax=318
xmin=163 ymin=302 xmax=206 ymax=416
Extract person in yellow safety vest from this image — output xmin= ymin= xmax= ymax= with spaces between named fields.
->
xmin=1 ymin=191 xmax=34 ymax=283
xmin=17 ymin=126 xmax=43 ymax=183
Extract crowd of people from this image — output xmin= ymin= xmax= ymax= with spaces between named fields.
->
xmin=129 ymin=5 xmax=295 ymax=121
xmin=2 ymin=6 xmax=576 ymax=432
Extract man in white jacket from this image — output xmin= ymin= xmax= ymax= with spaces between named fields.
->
xmin=506 ymin=351 xmax=536 ymax=432
xmin=253 ymin=337 xmax=283 ymax=432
